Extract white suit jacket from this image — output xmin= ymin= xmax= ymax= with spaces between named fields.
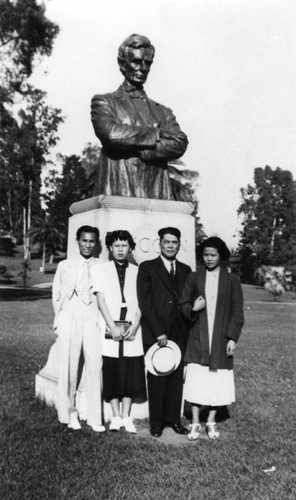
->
xmin=92 ymin=260 xmax=143 ymax=358
xmin=52 ymin=257 xmax=100 ymax=329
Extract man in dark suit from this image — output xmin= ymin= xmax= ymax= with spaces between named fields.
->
xmin=137 ymin=227 xmax=191 ymax=437
xmin=91 ymin=34 xmax=188 ymax=200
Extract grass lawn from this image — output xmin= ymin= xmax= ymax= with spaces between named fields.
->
xmin=0 ymin=285 xmax=295 ymax=499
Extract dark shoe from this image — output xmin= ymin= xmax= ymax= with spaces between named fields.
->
xmin=150 ymin=428 xmax=162 ymax=438
xmin=166 ymin=422 xmax=189 ymax=435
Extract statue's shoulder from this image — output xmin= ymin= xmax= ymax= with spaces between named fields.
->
xmin=147 ymin=96 xmax=173 ymax=116
xmin=92 ymin=86 xmax=124 ymax=103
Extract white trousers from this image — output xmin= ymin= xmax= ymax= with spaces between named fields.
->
xmin=55 ymin=295 xmax=102 ymax=425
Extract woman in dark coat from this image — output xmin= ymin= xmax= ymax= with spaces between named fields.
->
xmin=179 ymin=237 xmax=244 ymax=440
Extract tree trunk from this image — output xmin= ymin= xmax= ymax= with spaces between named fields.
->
xmin=7 ymin=188 xmax=13 ymax=234
xmin=42 ymin=242 xmax=46 ymax=273
xmin=23 ymin=206 xmax=28 ymax=259
xmin=27 ymin=179 xmax=32 ymax=260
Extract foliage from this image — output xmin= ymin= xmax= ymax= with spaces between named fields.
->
xmin=254 ymin=265 xmax=293 ymax=289
xmin=254 ymin=265 xmax=292 ymax=300
xmin=0 ymin=0 xmax=59 ymax=99
xmin=28 ymin=216 xmax=66 ymax=271
xmin=0 ymin=0 xmax=61 ymax=253
xmin=237 ymin=166 xmax=296 ymax=283
xmin=0 ymin=262 xmax=13 ymax=281
xmin=168 ymin=160 xmax=204 ymax=241
xmin=81 ymin=142 xmax=102 ymax=195
xmin=44 ymin=155 xmax=89 ymax=245
xmin=0 ymin=86 xmax=63 ymax=242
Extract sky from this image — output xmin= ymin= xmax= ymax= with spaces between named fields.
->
xmin=30 ymin=0 xmax=296 ymax=248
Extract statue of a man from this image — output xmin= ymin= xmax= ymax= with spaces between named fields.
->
xmin=90 ymin=34 xmax=188 ymax=200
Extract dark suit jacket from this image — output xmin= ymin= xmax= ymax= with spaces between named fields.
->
xmin=91 ymin=84 xmax=188 ymax=199
xmin=137 ymin=257 xmax=191 ymax=352
xmin=179 ymin=267 xmax=244 ymax=370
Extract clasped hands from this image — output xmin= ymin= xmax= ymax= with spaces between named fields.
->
xmin=110 ymin=323 xmax=137 ymax=342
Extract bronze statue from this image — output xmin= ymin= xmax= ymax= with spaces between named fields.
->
xmin=91 ymin=34 xmax=188 ymax=200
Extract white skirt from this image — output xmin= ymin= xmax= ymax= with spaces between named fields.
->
xmin=184 ymin=363 xmax=235 ymax=406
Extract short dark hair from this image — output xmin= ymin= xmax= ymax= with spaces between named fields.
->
xmin=197 ymin=237 xmax=230 ymax=262
xmin=158 ymin=227 xmax=181 ymax=241
xmin=118 ymin=34 xmax=155 ymax=71
xmin=105 ymin=230 xmax=136 ymax=250
xmin=76 ymin=226 xmax=99 ymax=242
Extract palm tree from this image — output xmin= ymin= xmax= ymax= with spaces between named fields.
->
xmin=28 ymin=217 xmax=66 ymax=272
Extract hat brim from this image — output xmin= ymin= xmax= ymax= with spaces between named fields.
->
xmin=145 ymin=340 xmax=182 ymax=376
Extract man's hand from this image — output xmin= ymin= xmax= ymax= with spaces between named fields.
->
xmin=156 ymin=334 xmax=168 ymax=347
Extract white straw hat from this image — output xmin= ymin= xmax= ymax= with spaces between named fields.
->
xmin=145 ymin=341 xmax=181 ymax=376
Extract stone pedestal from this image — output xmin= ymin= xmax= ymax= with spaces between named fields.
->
xmin=35 ymin=196 xmax=196 ymax=421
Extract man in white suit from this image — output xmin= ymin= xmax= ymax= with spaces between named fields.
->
xmin=52 ymin=225 xmax=104 ymax=432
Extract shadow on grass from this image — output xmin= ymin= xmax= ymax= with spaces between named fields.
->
xmin=0 ymin=288 xmax=52 ymax=301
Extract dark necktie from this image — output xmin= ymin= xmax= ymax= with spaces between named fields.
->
xmin=170 ymin=261 xmax=175 ymax=277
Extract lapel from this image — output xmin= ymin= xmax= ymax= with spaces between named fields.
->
xmin=155 ymin=256 xmax=174 ymax=293
xmin=115 ymin=85 xmax=137 ymax=124
xmin=108 ymin=260 xmax=125 ymax=306
xmin=115 ymin=85 xmax=161 ymax=128
xmin=68 ymin=258 xmax=79 ymax=292
xmin=197 ymin=267 xmax=209 ymax=361
xmin=212 ymin=268 xmax=228 ymax=332
xmin=175 ymin=261 xmax=189 ymax=291
xmin=198 ymin=267 xmax=207 ymax=297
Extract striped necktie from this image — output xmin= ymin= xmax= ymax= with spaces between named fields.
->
xmin=170 ymin=261 xmax=175 ymax=277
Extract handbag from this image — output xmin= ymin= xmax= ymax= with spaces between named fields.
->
xmin=105 ymin=321 xmax=133 ymax=340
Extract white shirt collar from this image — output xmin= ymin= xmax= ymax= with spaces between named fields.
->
xmin=78 ymin=254 xmax=94 ymax=266
xmin=160 ymin=255 xmax=176 ymax=273
xmin=206 ymin=266 xmax=220 ymax=278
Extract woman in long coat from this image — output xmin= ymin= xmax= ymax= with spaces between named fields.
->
xmin=179 ymin=237 xmax=244 ymax=440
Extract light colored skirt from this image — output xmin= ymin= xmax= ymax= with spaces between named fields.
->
xmin=184 ymin=363 xmax=235 ymax=406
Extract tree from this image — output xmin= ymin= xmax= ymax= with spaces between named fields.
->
xmin=0 ymin=0 xmax=60 ymax=255
xmin=44 ymin=155 xmax=89 ymax=246
xmin=0 ymin=0 xmax=59 ymax=100
xmin=0 ymin=85 xmax=63 ymax=254
xmin=81 ymin=142 xmax=101 ymax=196
xmin=237 ymin=166 xmax=296 ymax=282
xmin=28 ymin=216 xmax=65 ymax=272
xmin=168 ymin=160 xmax=204 ymax=242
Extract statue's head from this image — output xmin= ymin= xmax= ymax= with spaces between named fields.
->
xmin=118 ymin=34 xmax=155 ymax=88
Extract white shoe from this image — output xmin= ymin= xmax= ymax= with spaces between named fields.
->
xmin=188 ymin=423 xmax=201 ymax=441
xmin=206 ymin=422 xmax=220 ymax=439
xmin=122 ymin=416 xmax=137 ymax=434
xmin=89 ymin=424 xmax=106 ymax=433
xmin=109 ymin=416 xmax=122 ymax=431
xmin=68 ymin=420 xmax=81 ymax=430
